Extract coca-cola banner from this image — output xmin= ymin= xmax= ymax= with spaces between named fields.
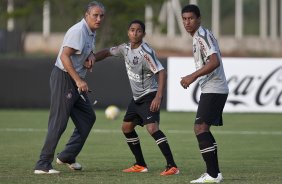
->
xmin=167 ymin=57 xmax=282 ymax=113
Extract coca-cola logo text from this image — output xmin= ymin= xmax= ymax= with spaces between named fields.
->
xmin=192 ymin=66 xmax=282 ymax=107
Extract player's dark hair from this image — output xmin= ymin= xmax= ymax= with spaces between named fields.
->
xmin=128 ymin=20 xmax=146 ymax=33
xmin=181 ymin=4 xmax=201 ymax=18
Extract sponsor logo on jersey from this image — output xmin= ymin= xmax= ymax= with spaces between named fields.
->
xmin=193 ymin=44 xmax=196 ymax=53
xmin=198 ymin=39 xmax=207 ymax=57
xmin=144 ymin=54 xmax=157 ymax=71
xmin=127 ymin=69 xmax=141 ymax=82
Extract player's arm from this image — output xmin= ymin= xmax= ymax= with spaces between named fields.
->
xmin=83 ymin=48 xmax=112 ymax=70
xmin=60 ymin=46 xmax=89 ymax=92
xmin=180 ymin=53 xmax=220 ymax=89
xmin=151 ymin=69 xmax=166 ymax=112
xmin=94 ymin=48 xmax=112 ymax=62
xmin=192 ymin=53 xmax=220 ymax=78
xmin=93 ymin=44 xmax=124 ymax=63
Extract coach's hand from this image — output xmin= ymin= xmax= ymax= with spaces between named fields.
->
xmin=76 ymin=79 xmax=89 ymax=92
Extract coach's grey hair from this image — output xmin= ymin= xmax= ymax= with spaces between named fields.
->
xmin=85 ymin=1 xmax=105 ymax=13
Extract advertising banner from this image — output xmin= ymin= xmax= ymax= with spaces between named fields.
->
xmin=167 ymin=57 xmax=282 ymax=112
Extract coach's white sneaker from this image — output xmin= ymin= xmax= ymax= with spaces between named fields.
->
xmin=56 ymin=158 xmax=82 ymax=170
xmin=34 ymin=169 xmax=60 ymax=174
xmin=217 ymin=173 xmax=223 ymax=182
xmin=190 ymin=173 xmax=221 ymax=183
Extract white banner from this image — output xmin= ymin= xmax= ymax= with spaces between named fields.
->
xmin=167 ymin=57 xmax=282 ymax=112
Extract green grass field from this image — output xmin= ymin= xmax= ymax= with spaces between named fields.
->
xmin=0 ymin=109 xmax=281 ymax=184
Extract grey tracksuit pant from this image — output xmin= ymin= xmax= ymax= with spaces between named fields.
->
xmin=35 ymin=67 xmax=95 ymax=170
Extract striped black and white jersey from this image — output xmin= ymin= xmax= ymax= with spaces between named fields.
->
xmin=193 ymin=26 xmax=229 ymax=94
xmin=110 ymin=42 xmax=164 ymax=100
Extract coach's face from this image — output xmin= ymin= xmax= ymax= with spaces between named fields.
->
xmin=85 ymin=6 xmax=104 ymax=31
xmin=182 ymin=12 xmax=200 ymax=36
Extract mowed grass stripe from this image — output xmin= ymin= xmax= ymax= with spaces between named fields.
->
xmin=1 ymin=128 xmax=282 ymax=135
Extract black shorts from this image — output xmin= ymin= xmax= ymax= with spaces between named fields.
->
xmin=123 ymin=92 xmax=160 ymax=126
xmin=195 ymin=93 xmax=228 ymax=126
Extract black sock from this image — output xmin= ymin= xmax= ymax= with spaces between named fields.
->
xmin=152 ymin=130 xmax=177 ymax=167
xmin=208 ymin=132 xmax=220 ymax=174
xmin=196 ymin=132 xmax=217 ymax=178
xmin=124 ymin=130 xmax=146 ymax=167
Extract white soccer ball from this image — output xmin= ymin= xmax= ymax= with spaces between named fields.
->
xmin=105 ymin=105 xmax=120 ymax=120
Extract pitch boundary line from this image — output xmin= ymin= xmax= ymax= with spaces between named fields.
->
xmin=0 ymin=128 xmax=282 ymax=135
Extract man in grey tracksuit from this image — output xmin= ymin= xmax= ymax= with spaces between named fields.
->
xmin=34 ymin=1 xmax=105 ymax=174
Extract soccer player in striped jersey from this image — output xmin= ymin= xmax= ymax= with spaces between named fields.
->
xmin=180 ymin=4 xmax=229 ymax=183
xmin=90 ymin=20 xmax=179 ymax=176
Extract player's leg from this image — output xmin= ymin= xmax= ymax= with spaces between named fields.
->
xmin=122 ymin=121 xmax=148 ymax=172
xmin=57 ymin=95 xmax=95 ymax=169
xmin=138 ymin=92 xmax=178 ymax=175
xmin=209 ymin=131 xmax=220 ymax=174
xmin=191 ymin=123 xmax=222 ymax=183
xmin=208 ymin=131 xmax=223 ymax=182
xmin=146 ymin=123 xmax=177 ymax=167
xmin=146 ymin=123 xmax=179 ymax=175
xmin=194 ymin=123 xmax=218 ymax=176
xmin=122 ymin=99 xmax=147 ymax=172
xmin=191 ymin=93 xmax=227 ymax=183
xmin=194 ymin=93 xmax=218 ymax=179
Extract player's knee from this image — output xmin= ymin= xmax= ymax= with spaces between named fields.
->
xmin=121 ymin=122 xmax=134 ymax=133
xmin=146 ymin=123 xmax=159 ymax=135
xmin=194 ymin=123 xmax=209 ymax=135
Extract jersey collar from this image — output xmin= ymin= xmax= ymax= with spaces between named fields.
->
xmin=192 ymin=26 xmax=202 ymax=38
xmin=128 ymin=41 xmax=144 ymax=50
